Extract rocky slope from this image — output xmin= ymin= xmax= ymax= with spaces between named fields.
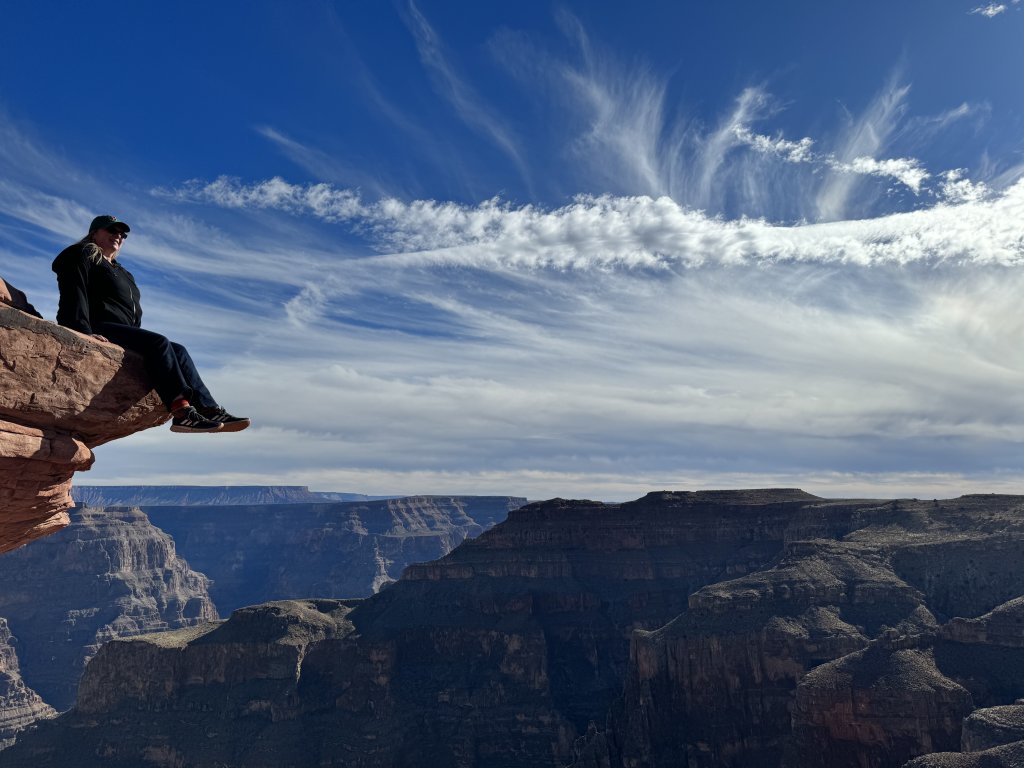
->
xmin=0 ymin=505 xmax=217 ymax=712
xmin=0 ymin=618 xmax=56 ymax=749
xmin=8 ymin=490 xmax=1024 ymax=767
xmin=141 ymin=495 xmax=527 ymax=611
xmin=0 ymin=298 xmax=167 ymax=554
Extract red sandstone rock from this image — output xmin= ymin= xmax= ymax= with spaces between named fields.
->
xmin=0 ymin=301 xmax=168 ymax=554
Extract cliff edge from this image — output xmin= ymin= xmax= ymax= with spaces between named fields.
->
xmin=0 ymin=293 xmax=168 ymax=554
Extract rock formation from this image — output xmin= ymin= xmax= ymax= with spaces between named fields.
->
xmin=582 ymin=496 xmax=1024 ymax=768
xmin=6 ymin=490 xmax=1024 ymax=767
xmin=0 ymin=493 xmax=519 ymax=745
xmin=0 ymin=505 xmax=217 ymax=712
xmin=1 ymin=489 xmax=831 ymax=766
xmin=0 ymin=618 xmax=56 ymax=749
xmin=141 ymin=495 xmax=525 ymax=611
xmin=960 ymin=705 xmax=1024 ymax=753
xmin=0 ymin=299 xmax=168 ymax=554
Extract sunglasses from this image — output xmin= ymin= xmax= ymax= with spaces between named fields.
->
xmin=104 ymin=227 xmax=128 ymax=240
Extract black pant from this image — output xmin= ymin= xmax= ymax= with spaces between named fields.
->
xmin=96 ymin=322 xmax=217 ymax=411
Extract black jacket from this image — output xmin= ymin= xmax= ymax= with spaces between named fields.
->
xmin=52 ymin=243 xmax=142 ymax=334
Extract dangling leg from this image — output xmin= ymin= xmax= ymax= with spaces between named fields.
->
xmin=94 ymin=323 xmax=225 ymax=433
xmin=170 ymin=341 xmax=250 ymax=432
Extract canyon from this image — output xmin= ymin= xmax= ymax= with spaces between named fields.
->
xmin=6 ymin=490 xmax=1024 ymax=767
xmin=0 ymin=491 xmax=524 ymax=745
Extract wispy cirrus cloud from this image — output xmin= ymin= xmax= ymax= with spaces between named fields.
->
xmin=404 ymin=0 xmax=531 ymax=191
xmin=490 ymin=18 xmax=978 ymax=223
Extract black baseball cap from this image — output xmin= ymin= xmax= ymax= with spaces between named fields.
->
xmin=89 ymin=215 xmax=131 ymax=234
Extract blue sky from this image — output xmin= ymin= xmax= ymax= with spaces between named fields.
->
xmin=3 ymin=1 xmax=1024 ymax=500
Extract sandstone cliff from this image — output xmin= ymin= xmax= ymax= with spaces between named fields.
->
xmin=0 ymin=505 xmax=217 ymax=712
xmin=0 ymin=300 xmax=168 ymax=554
xmin=0 ymin=494 xmax=517 ymax=742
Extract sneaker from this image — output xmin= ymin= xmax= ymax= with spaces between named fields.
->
xmin=197 ymin=406 xmax=251 ymax=432
xmin=170 ymin=406 xmax=225 ymax=433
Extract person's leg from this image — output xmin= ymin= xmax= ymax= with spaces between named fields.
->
xmin=94 ymin=323 xmax=225 ymax=433
xmin=168 ymin=342 xmax=217 ymax=410
xmin=95 ymin=323 xmax=191 ymax=409
xmin=169 ymin=342 xmax=250 ymax=432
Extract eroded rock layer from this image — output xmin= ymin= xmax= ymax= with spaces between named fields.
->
xmin=0 ymin=505 xmax=217 ymax=711
xmin=584 ymin=496 xmax=1024 ymax=768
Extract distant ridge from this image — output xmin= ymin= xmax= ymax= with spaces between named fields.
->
xmin=72 ymin=485 xmax=394 ymax=506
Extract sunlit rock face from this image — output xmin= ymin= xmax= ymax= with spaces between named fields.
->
xmin=0 ymin=302 xmax=167 ymax=554
xmin=6 ymin=491 xmax=1024 ymax=767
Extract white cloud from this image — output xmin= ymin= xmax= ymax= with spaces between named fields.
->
xmin=167 ymin=176 xmax=1024 ymax=270
xmin=970 ymin=3 xmax=1008 ymax=17
xmin=940 ymin=169 xmax=991 ymax=204
xmin=733 ymin=124 xmax=929 ymax=193
xmin=817 ymin=77 xmax=914 ymax=220
xmin=490 ymin=27 xmax=964 ymax=223
xmin=839 ymin=156 xmax=929 ymax=193
xmin=733 ymin=126 xmax=816 ymax=163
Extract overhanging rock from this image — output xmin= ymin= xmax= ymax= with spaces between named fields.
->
xmin=0 ymin=302 xmax=168 ymax=554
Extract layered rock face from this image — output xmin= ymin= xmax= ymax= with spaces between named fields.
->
xmin=588 ymin=496 xmax=1024 ymax=768
xmin=142 ymin=495 xmax=525 ymax=611
xmin=0 ymin=494 xmax=516 ymax=743
xmin=2 ymin=490 xmax=823 ymax=767
xmin=0 ymin=505 xmax=217 ymax=712
xmin=0 ymin=618 xmax=56 ymax=748
xmin=8 ymin=490 xmax=1024 ymax=767
xmin=0 ymin=303 xmax=167 ymax=554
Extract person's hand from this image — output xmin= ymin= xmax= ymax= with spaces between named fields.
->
xmin=90 ymin=333 xmax=110 ymax=343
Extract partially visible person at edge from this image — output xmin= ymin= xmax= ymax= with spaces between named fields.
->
xmin=52 ymin=215 xmax=249 ymax=434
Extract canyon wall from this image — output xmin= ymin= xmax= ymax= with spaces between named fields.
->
xmin=0 ymin=618 xmax=55 ymax=749
xmin=0 ymin=505 xmax=217 ymax=712
xmin=7 ymin=491 xmax=1024 ymax=766
xmin=2 ymin=489 xmax=832 ymax=766
xmin=142 ymin=495 xmax=525 ymax=611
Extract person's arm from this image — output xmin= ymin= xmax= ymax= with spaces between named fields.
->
xmin=54 ymin=252 xmax=95 ymax=335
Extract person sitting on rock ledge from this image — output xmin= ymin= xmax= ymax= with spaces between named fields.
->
xmin=52 ymin=215 xmax=250 ymax=434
